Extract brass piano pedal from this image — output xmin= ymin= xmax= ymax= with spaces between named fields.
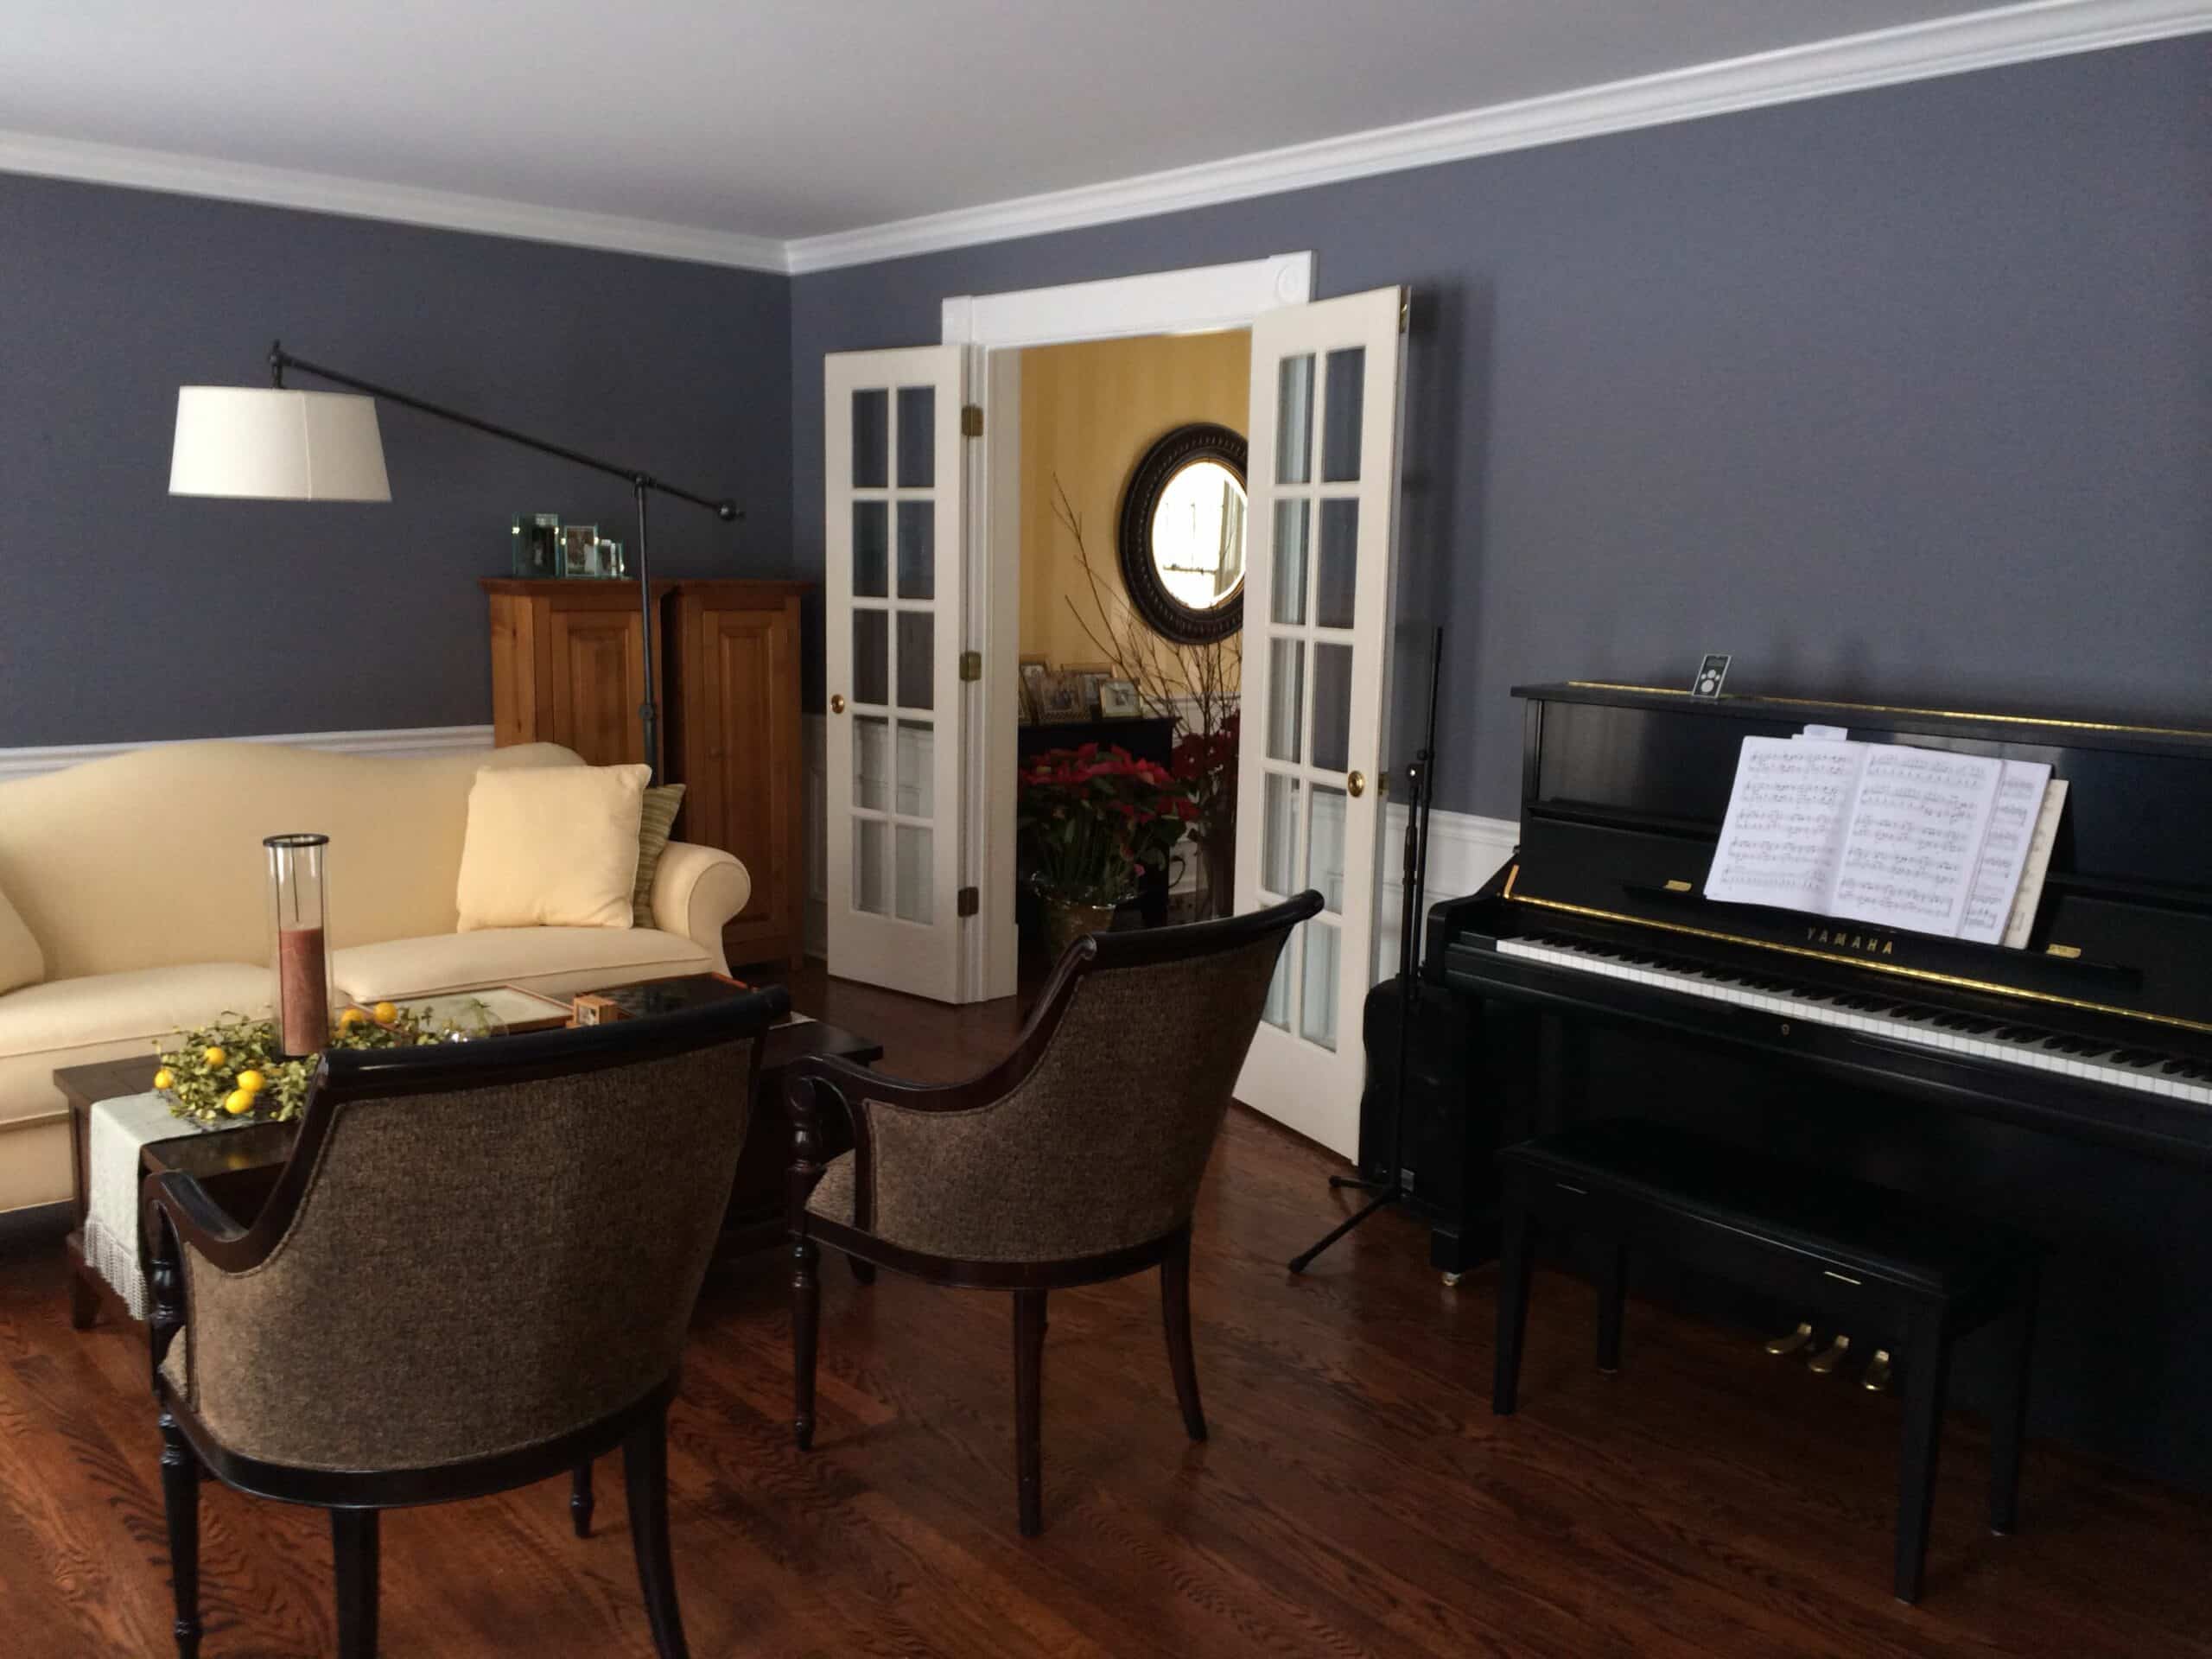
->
xmin=1763 ymin=1320 xmax=1815 ymax=1357
xmin=1861 ymin=1350 xmax=1893 ymax=1394
xmin=1807 ymin=1334 xmax=1853 ymax=1376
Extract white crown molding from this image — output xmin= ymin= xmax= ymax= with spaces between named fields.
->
xmin=0 ymin=724 xmax=494 ymax=783
xmin=0 ymin=2 xmax=2199 ymax=279
xmin=0 ymin=129 xmax=787 ymax=273
xmin=783 ymin=0 xmax=2212 ymax=273
xmin=941 ymin=253 xmax=1313 ymax=349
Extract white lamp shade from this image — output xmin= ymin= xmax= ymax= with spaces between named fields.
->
xmin=168 ymin=385 xmax=391 ymax=501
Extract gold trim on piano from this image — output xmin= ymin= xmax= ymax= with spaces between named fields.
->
xmin=1506 ymin=889 xmax=2212 ymax=1037
xmin=1563 ymin=682 xmax=2212 ymax=740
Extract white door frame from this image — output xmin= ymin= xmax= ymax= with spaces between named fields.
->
xmin=944 ymin=252 xmax=1316 ymax=1002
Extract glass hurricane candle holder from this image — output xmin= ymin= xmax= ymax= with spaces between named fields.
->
xmin=265 ymin=833 xmax=333 ymax=1058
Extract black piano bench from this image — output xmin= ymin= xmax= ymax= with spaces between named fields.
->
xmin=1490 ymin=1118 xmax=2039 ymax=1605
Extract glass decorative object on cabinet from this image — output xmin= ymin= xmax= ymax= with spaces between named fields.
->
xmin=265 ymin=833 xmax=333 ymax=1058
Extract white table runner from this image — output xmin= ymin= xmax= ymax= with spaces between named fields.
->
xmin=84 ymin=1092 xmax=245 ymax=1319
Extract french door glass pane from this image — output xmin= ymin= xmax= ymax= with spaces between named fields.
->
xmin=895 ymin=387 xmax=934 ymax=487
xmin=1311 ymin=643 xmax=1352 ymax=773
xmin=1320 ymin=347 xmax=1365 ymax=482
xmin=855 ymin=818 xmax=888 ymax=914
xmin=853 ymin=610 xmax=888 ymax=707
xmin=1315 ymin=499 xmax=1357 ymax=628
xmin=854 ymin=715 xmax=889 ymax=811
xmin=853 ymin=502 xmax=888 ymax=598
xmin=1263 ymin=935 xmax=1292 ymax=1031
xmin=895 ymin=721 xmax=933 ymax=817
xmin=1275 ymin=354 xmax=1314 ymax=485
xmin=895 ymin=825 xmax=932 ymax=924
xmin=1266 ymin=638 xmax=1303 ymax=763
xmin=1262 ymin=772 xmax=1300 ymax=896
xmin=896 ymin=612 xmax=933 ymax=709
xmin=896 ymin=501 xmax=934 ymax=599
xmin=851 ymin=390 xmax=888 ymax=488
xmin=1307 ymin=785 xmax=1346 ymax=913
xmin=1271 ymin=499 xmax=1309 ymax=626
xmin=1300 ymin=922 xmax=1340 ymax=1050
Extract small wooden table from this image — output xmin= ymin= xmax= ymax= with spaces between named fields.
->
xmin=56 ymin=1016 xmax=880 ymax=1328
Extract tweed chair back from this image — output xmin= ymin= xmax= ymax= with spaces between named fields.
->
xmin=858 ymin=896 xmax=1317 ymax=1263
xmin=168 ymin=1009 xmax=768 ymax=1472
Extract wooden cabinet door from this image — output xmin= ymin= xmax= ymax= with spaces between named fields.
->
xmin=683 ymin=591 xmax=802 ymax=967
xmin=548 ymin=604 xmax=649 ymax=769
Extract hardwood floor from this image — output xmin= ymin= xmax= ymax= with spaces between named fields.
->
xmin=4 ymin=964 xmax=2209 ymax=1657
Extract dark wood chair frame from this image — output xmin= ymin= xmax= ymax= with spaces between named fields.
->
xmin=141 ymin=990 xmax=785 ymax=1659
xmin=785 ymin=893 xmax=1322 ymax=1535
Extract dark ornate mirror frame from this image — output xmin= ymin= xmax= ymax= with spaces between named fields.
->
xmin=1116 ymin=422 xmax=1248 ymax=645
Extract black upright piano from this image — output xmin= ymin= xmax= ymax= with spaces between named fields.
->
xmin=1421 ymin=680 xmax=2212 ymax=1487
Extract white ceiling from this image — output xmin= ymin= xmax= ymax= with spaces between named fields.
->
xmin=5 ymin=0 xmax=2078 ymax=249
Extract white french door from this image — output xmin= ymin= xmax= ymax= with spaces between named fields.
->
xmin=823 ymin=347 xmax=969 ymax=1000
xmin=1233 ymin=288 xmax=1408 ymax=1156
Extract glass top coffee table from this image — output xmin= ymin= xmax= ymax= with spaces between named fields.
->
xmin=56 ymin=981 xmax=879 ymax=1328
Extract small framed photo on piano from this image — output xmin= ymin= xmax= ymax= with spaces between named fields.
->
xmin=1691 ymin=653 xmax=1732 ymax=699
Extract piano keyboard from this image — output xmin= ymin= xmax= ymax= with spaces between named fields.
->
xmin=1497 ymin=935 xmax=2212 ymax=1109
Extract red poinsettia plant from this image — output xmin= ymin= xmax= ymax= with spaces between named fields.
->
xmin=1019 ymin=743 xmax=1198 ymax=906
xmin=1172 ymin=712 xmax=1240 ymax=914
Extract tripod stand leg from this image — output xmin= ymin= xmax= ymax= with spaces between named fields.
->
xmin=1287 ymin=1184 xmax=1400 ymax=1274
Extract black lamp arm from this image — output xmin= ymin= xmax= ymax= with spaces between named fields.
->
xmin=269 ymin=340 xmax=741 ymax=520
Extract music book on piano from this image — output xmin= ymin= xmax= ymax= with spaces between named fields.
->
xmin=1705 ymin=734 xmax=2055 ymax=943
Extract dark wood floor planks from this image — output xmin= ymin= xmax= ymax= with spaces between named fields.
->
xmin=1 ymin=960 xmax=2207 ymax=1657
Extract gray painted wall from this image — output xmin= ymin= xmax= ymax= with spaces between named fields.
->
xmin=791 ymin=38 xmax=2212 ymax=818
xmin=2 ymin=174 xmax=791 ymax=746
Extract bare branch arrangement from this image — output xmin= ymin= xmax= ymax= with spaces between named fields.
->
xmin=1051 ymin=479 xmax=1239 ymax=746
xmin=1050 ymin=477 xmax=1242 ymax=914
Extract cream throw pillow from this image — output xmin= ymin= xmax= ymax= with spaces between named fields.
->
xmin=456 ymin=764 xmax=651 ymax=931
xmin=0 ymin=881 xmax=43 ymax=995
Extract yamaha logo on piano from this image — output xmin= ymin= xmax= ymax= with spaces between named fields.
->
xmin=1805 ymin=925 xmax=1897 ymax=957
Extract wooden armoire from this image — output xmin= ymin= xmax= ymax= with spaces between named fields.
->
xmin=480 ymin=577 xmax=809 ymax=967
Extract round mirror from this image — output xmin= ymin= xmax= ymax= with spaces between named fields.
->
xmin=1117 ymin=423 xmax=1248 ymax=644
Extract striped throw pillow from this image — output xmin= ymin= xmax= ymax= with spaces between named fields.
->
xmin=632 ymin=784 xmax=687 ymax=928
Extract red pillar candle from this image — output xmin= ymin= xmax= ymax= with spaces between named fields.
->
xmin=265 ymin=834 xmax=333 ymax=1058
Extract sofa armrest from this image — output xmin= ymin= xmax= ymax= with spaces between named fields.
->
xmin=650 ymin=841 xmax=750 ymax=970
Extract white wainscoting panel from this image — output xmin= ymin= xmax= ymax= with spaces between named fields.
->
xmin=1374 ymin=808 xmax=1520 ymax=982
xmin=0 ymin=725 xmax=495 ymax=783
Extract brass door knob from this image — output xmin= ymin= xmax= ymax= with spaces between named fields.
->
xmin=1346 ymin=770 xmax=1366 ymax=798
xmin=830 ymin=694 xmax=847 ymax=714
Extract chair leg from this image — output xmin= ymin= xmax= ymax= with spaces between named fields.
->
xmin=1492 ymin=1205 xmax=1536 ymax=1415
xmin=624 ymin=1403 xmax=691 ymax=1659
xmin=1988 ymin=1262 xmax=2038 ymax=1536
xmin=158 ymin=1409 xmax=201 ymax=1659
xmin=1013 ymin=1289 xmax=1048 ymax=1537
xmin=1160 ymin=1228 xmax=1207 ymax=1442
xmin=1595 ymin=1242 xmax=1627 ymax=1375
xmin=331 ymin=1508 xmax=380 ymax=1659
xmin=792 ymin=1230 xmax=820 ymax=1452
xmin=1894 ymin=1306 xmax=1952 ymax=1604
xmin=571 ymin=1459 xmax=595 ymax=1539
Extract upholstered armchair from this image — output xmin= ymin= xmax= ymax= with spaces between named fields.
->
xmin=785 ymin=891 xmax=1322 ymax=1535
xmin=140 ymin=989 xmax=786 ymax=1659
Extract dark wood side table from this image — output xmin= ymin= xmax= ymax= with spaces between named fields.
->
xmin=56 ymin=1016 xmax=880 ymax=1327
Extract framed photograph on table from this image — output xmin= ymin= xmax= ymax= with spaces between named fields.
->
xmin=1018 ymin=656 xmax=1049 ymax=723
xmin=1033 ymin=671 xmax=1090 ymax=725
xmin=1098 ymin=679 xmax=1141 ymax=720
xmin=1063 ymin=662 xmax=1111 ymax=716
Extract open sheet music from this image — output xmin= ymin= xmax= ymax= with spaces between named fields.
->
xmin=1706 ymin=734 xmax=2061 ymax=944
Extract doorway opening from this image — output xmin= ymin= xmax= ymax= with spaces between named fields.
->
xmin=1002 ymin=327 xmax=1251 ymax=988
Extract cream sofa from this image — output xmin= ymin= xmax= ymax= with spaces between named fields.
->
xmin=0 ymin=740 xmax=750 ymax=1216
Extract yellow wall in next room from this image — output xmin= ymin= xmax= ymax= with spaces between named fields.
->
xmin=1016 ymin=328 xmax=1249 ymax=689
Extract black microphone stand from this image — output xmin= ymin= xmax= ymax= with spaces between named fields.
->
xmin=1288 ymin=627 xmax=1444 ymax=1274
